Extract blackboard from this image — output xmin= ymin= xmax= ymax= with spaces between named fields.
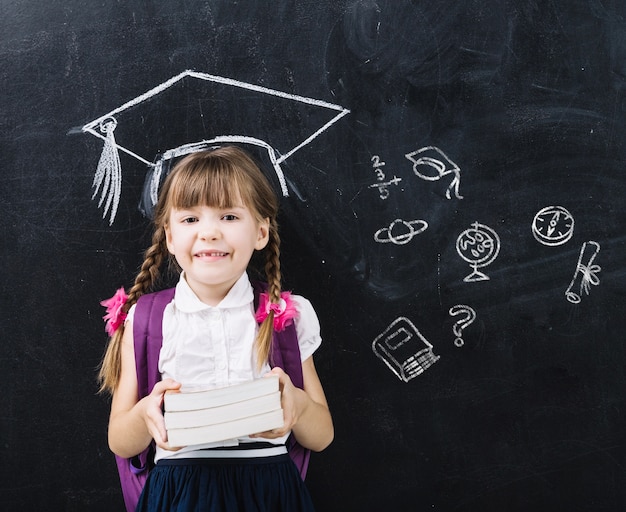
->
xmin=2 ymin=1 xmax=625 ymax=510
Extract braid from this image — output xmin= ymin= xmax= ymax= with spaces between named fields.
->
xmin=265 ymin=220 xmax=282 ymax=302
xmin=127 ymin=227 xmax=169 ymax=305
xmin=255 ymin=221 xmax=282 ymax=369
xmin=97 ymin=227 xmax=169 ymax=395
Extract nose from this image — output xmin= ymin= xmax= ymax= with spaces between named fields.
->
xmin=198 ymin=219 xmax=221 ymax=240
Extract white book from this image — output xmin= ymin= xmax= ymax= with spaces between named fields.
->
xmin=164 ymin=391 xmax=281 ymax=429
xmin=167 ymin=408 xmax=285 ymax=447
xmin=164 ymin=376 xmax=279 ymax=412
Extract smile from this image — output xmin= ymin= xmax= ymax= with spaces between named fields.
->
xmin=196 ymin=251 xmax=228 ymax=257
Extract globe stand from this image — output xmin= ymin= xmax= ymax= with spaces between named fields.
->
xmin=463 ymin=265 xmax=491 ymax=282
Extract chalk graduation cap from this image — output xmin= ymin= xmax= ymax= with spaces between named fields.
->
xmin=81 ymin=70 xmax=350 ymax=224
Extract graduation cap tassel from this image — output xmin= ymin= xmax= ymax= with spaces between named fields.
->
xmin=91 ymin=116 xmax=122 ymax=225
xmin=149 ymin=159 xmax=163 ymax=210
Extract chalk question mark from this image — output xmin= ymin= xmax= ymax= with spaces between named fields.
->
xmin=449 ymin=305 xmax=476 ymax=347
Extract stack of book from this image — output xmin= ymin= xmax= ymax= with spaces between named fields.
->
xmin=164 ymin=376 xmax=283 ymax=447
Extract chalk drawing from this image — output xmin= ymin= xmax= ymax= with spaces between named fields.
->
xmin=91 ymin=117 xmax=122 ymax=223
xmin=532 ymin=205 xmax=574 ymax=246
xmin=80 ymin=70 xmax=350 ymax=224
xmin=372 ymin=317 xmax=440 ymax=382
xmin=405 ymin=146 xmax=462 ymax=199
xmin=456 ymin=221 xmax=501 ymax=282
xmin=369 ymin=155 xmax=402 ymax=199
xmin=565 ymin=241 xmax=601 ymax=303
xmin=449 ymin=305 xmax=477 ymax=347
xmin=374 ymin=218 xmax=429 ymax=245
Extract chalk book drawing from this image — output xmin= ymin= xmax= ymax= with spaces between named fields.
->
xmin=565 ymin=241 xmax=601 ymax=303
xmin=456 ymin=221 xmax=501 ymax=282
xmin=372 ymin=317 xmax=440 ymax=382
xmin=405 ymin=146 xmax=462 ymax=200
xmin=80 ymin=70 xmax=350 ymax=224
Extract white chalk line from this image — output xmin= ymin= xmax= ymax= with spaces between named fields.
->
xmin=81 ymin=70 xmax=350 ymax=223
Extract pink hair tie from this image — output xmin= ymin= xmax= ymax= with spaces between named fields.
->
xmin=255 ymin=291 xmax=298 ymax=331
xmin=100 ymin=287 xmax=128 ymax=336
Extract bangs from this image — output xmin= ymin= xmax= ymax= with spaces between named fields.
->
xmin=154 ymin=146 xmax=278 ymax=228
xmin=167 ymin=155 xmax=255 ymax=211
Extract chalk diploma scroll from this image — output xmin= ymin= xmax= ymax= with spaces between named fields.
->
xmin=565 ymin=241 xmax=601 ymax=304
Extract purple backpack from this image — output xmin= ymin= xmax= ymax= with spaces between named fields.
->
xmin=114 ymin=284 xmax=311 ymax=512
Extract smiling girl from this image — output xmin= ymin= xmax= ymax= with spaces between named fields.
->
xmin=98 ymin=146 xmax=333 ymax=511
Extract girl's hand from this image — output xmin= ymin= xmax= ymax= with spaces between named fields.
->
xmin=142 ymin=378 xmax=183 ymax=451
xmin=251 ymin=358 xmax=333 ymax=452
xmin=251 ymin=367 xmax=298 ymax=439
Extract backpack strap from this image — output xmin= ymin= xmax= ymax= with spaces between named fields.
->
xmin=114 ymin=288 xmax=176 ymax=512
xmin=251 ymin=281 xmax=303 ymax=387
xmin=134 ymin=288 xmax=176 ymax=399
xmin=252 ymin=280 xmax=311 ymax=478
xmin=123 ymin=289 xmax=177 ymax=475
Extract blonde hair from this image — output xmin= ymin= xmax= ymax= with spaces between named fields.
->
xmin=98 ymin=146 xmax=282 ymax=394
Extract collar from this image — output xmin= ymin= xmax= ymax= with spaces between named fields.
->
xmin=174 ymin=272 xmax=254 ymax=313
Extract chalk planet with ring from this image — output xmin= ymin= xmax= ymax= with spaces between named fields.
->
xmin=374 ymin=218 xmax=429 ymax=245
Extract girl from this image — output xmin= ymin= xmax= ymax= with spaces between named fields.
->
xmin=98 ymin=146 xmax=333 ymax=511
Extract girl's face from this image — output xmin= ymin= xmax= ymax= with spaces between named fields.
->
xmin=165 ymin=199 xmax=269 ymax=306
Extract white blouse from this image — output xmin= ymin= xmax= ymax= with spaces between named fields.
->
xmin=127 ymin=271 xmax=322 ymax=461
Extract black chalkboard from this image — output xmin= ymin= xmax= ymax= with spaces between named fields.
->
xmin=2 ymin=1 xmax=625 ymax=510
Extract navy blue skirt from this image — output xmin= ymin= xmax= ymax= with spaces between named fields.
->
xmin=135 ymin=454 xmax=315 ymax=512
